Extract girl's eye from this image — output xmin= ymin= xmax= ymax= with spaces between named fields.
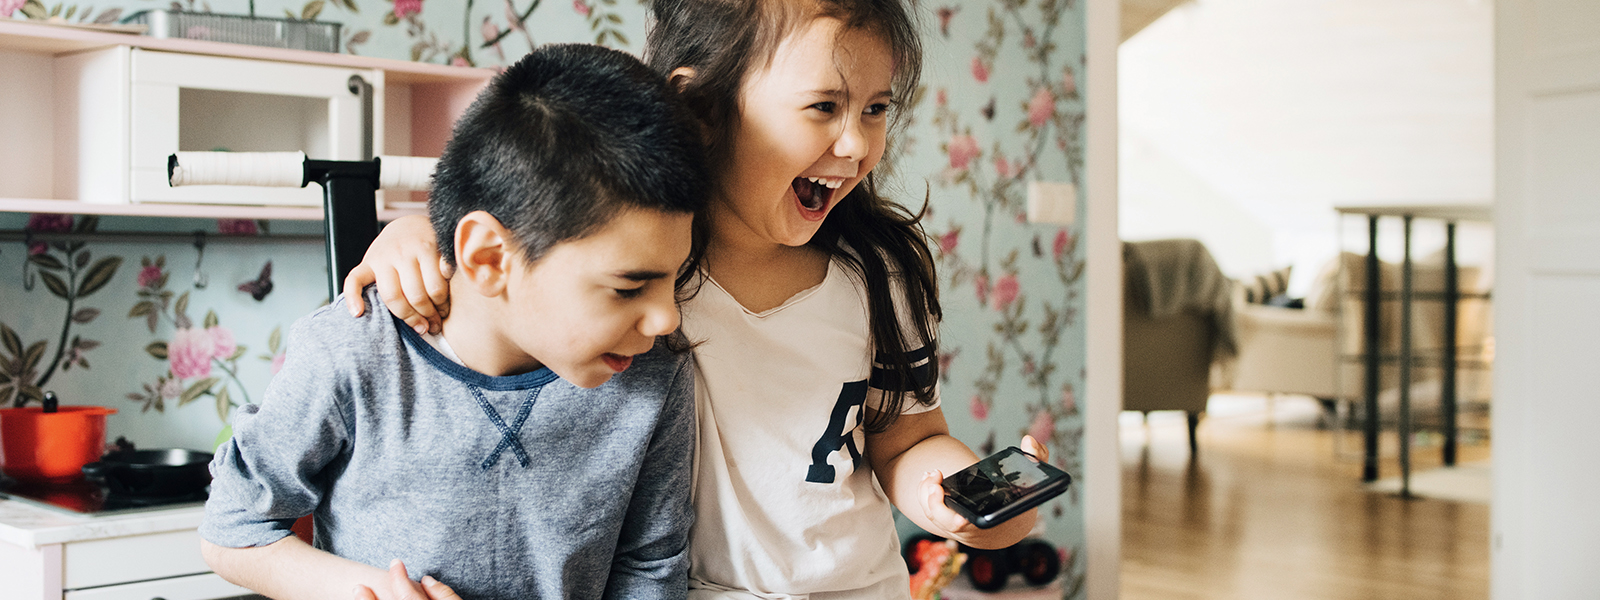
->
xmin=810 ymin=101 xmax=838 ymax=113
xmin=615 ymin=287 xmax=645 ymax=300
xmin=865 ymin=103 xmax=891 ymax=117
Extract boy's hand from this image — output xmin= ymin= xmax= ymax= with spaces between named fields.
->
xmin=919 ymin=435 xmax=1050 ymax=548
xmin=352 ymin=560 xmax=461 ymax=600
xmin=342 ymin=214 xmax=452 ymax=335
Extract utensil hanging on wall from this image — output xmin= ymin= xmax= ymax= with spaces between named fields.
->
xmin=192 ymin=231 xmax=209 ymax=289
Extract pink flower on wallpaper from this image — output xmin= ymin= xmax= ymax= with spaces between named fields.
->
xmin=938 ymin=229 xmax=961 ymax=254
xmin=1060 ymin=385 xmax=1076 ymax=412
xmin=208 ymin=326 xmax=237 ymax=361
xmin=1059 ymin=545 xmax=1075 ymax=569
xmin=993 ymin=155 xmax=1013 ymax=179
xmin=137 ymin=265 xmax=164 ymax=289
xmin=0 ymin=0 xmax=24 ymax=17
xmin=160 ymin=378 xmax=183 ymax=400
xmin=450 ymin=56 xmax=470 ymax=67
xmin=969 ymin=395 xmax=988 ymax=421
xmin=271 ymin=352 xmax=287 ymax=375
xmin=936 ymin=89 xmax=947 ymax=107
xmin=168 ymin=328 xmax=214 ymax=380
xmin=1061 ymin=65 xmax=1078 ymax=96
xmin=991 ymin=274 xmax=1019 ymax=311
xmin=394 ymin=0 xmax=423 ymax=19
xmin=216 ymin=219 xmax=258 ymax=236
xmin=26 ymin=213 xmax=73 ymax=233
xmin=1022 ymin=359 xmax=1036 ymax=376
xmin=974 ymin=273 xmax=990 ymax=306
xmin=1052 ymin=229 xmax=1073 ymax=259
xmin=947 ymin=134 xmax=979 ymax=170
xmin=1028 ymin=87 xmax=1055 ymax=128
xmin=28 ymin=242 xmax=47 ymax=256
xmin=573 ymin=0 xmax=591 ymax=18
xmin=1023 ymin=31 xmax=1037 ymax=49
xmin=970 ymin=57 xmax=989 ymax=83
xmin=938 ymin=352 xmax=956 ymax=377
xmin=1028 ymin=410 xmax=1056 ymax=444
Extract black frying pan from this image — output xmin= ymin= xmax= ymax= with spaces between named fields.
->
xmin=82 ymin=449 xmax=212 ymax=497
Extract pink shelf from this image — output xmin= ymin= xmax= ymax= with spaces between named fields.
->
xmin=0 ymin=198 xmax=423 ymax=222
xmin=0 ymin=19 xmax=493 ymax=84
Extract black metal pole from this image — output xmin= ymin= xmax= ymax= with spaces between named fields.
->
xmin=1398 ymin=216 xmax=1414 ymax=498
xmin=308 ymin=159 xmax=381 ymax=302
xmin=1364 ymin=214 xmax=1381 ymax=483
xmin=1443 ymin=222 xmax=1459 ymax=466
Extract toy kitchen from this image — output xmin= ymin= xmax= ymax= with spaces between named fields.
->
xmin=0 ymin=17 xmax=488 ymax=600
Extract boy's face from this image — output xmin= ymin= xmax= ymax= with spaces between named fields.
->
xmin=502 ymin=208 xmax=692 ymax=388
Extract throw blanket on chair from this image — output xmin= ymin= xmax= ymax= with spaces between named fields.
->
xmin=1123 ymin=239 xmax=1238 ymax=361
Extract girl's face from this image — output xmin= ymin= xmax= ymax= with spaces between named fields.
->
xmin=715 ymin=17 xmax=895 ymax=249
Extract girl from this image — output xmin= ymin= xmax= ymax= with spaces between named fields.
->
xmin=348 ymin=1 xmax=1048 ymax=597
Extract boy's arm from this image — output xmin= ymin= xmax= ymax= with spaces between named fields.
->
xmin=203 ymin=536 xmax=395 ymax=600
xmin=202 ymin=317 xmax=386 ymax=598
xmin=603 ymin=359 xmax=696 ymax=600
xmin=865 ymin=407 xmax=1047 ymax=550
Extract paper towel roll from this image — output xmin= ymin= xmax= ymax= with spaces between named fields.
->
xmin=377 ymin=156 xmax=438 ymax=192
xmin=168 ymin=152 xmax=307 ymax=188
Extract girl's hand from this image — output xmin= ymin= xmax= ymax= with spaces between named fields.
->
xmin=341 ymin=215 xmax=453 ymax=335
xmin=919 ymin=435 xmax=1050 ymax=548
xmin=352 ymin=559 xmax=461 ymax=600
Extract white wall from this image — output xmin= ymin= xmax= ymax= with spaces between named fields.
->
xmin=1118 ymin=0 xmax=1493 ymax=294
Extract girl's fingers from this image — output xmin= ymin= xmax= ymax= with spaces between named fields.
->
xmin=372 ymin=267 xmax=429 ymax=335
xmin=352 ymin=584 xmax=379 ymax=600
xmin=344 ymin=264 xmax=375 ymax=317
xmin=389 ymin=560 xmax=424 ymax=600
xmin=1022 ymin=435 xmax=1049 ymax=463
xmin=921 ymin=470 xmax=975 ymax=535
xmin=425 ymin=256 xmax=453 ymax=321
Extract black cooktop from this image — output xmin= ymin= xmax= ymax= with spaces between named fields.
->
xmin=0 ymin=476 xmax=206 ymax=517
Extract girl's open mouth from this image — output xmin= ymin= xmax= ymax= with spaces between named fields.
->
xmin=791 ymin=176 xmax=841 ymax=216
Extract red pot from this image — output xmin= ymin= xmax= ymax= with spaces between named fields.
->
xmin=0 ymin=405 xmax=117 ymax=482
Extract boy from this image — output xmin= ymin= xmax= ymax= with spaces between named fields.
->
xmin=200 ymin=43 xmax=709 ymax=600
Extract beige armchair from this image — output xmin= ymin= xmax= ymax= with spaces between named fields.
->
xmin=1121 ymin=240 xmax=1234 ymax=455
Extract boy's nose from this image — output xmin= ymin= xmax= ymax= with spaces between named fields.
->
xmin=639 ymin=297 xmax=681 ymax=338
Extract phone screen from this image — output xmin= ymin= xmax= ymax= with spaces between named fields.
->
xmin=942 ymin=447 xmax=1071 ymax=527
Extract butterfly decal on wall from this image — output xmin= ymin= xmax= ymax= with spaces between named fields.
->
xmin=238 ymin=261 xmax=274 ymax=301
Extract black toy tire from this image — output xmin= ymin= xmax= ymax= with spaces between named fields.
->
xmin=966 ymin=552 xmax=1009 ymax=592
xmin=1017 ymin=541 xmax=1061 ymax=585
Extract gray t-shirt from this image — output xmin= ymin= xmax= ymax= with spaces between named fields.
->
xmin=202 ymin=288 xmax=695 ymax=600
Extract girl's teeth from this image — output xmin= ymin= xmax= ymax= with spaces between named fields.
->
xmin=806 ymin=177 xmax=843 ymax=189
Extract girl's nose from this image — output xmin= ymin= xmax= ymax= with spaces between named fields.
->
xmin=832 ymin=117 xmax=868 ymax=162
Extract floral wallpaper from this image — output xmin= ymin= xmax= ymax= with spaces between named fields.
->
xmin=3 ymin=0 xmax=1089 ymax=596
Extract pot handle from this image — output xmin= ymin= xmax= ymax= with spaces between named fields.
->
xmin=81 ymin=461 xmax=108 ymax=478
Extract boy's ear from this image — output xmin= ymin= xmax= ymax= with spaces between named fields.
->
xmin=453 ymin=211 xmax=513 ymax=297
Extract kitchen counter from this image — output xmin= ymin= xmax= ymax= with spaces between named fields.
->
xmin=0 ymin=498 xmax=250 ymax=600
xmin=0 ymin=497 xmax=206 ymax=548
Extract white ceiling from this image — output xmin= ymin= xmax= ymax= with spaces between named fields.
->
xmin=1118 ymin=0 xmax=1494 ymax=282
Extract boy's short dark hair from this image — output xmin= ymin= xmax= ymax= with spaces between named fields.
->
xmin=429 ymin=43 xmax=709 ymax=267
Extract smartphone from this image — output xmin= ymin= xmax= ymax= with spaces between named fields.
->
xmin=941 ymin=446 xmax=1073 ymax=529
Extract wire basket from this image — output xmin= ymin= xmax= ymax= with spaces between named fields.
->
xmin=125 ymin=10 xmax=341 ymax=53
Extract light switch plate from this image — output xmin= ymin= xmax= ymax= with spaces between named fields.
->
xmin=1026 ymin=180 xmax=1077 ymax=225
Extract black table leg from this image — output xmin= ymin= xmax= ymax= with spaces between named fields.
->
xmin=1363 ymin=215 xmax=1381 ymax=483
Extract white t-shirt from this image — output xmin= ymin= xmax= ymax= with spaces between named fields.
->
xmin=682 ymin=259 xmax=939 ymax=600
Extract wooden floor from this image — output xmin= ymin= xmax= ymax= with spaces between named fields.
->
xmin=1120 ymin=395 xmax=1491 ymax=600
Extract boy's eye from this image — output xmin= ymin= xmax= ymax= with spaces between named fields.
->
xmin=615 ymin=287 xmax=645 ymax=300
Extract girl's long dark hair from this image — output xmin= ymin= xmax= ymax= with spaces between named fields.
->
xmin=647 ymin=0 xmax=940 ymax=433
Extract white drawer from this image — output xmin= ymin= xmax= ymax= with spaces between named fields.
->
xmin=64 ymin=530 xmax=209 ymax=590
xmin=64 ymin=572 xmax=252 ymax=600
